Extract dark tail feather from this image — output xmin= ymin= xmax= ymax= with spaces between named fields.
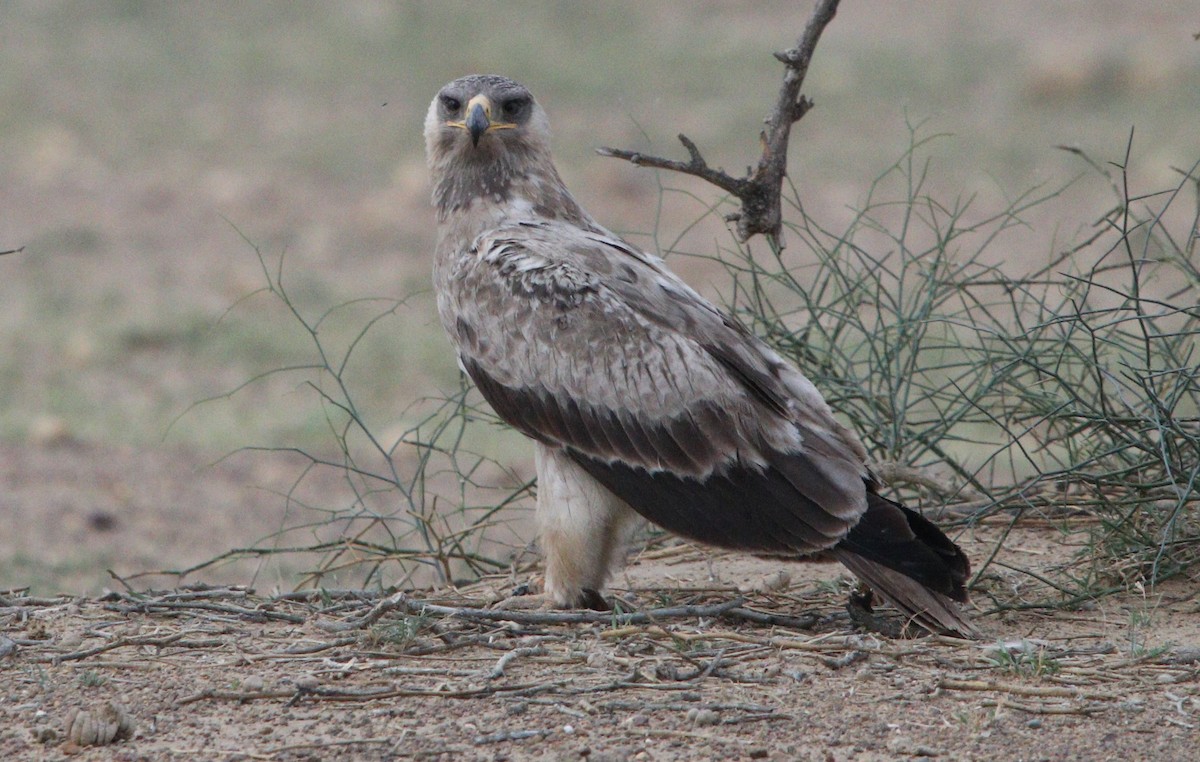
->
xmin=832 ymin=492 xmax=978 ymax=638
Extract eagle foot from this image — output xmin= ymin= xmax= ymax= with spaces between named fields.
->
xmin=492 ymin=581 xmax=613 ymax=612
xmin=846 ymin=586 xmax=904 ymax=639
xmin=577 ymin=587 xmax=611 ymax=611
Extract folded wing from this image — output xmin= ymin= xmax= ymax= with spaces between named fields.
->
xmin=440 ymin=219 xmax=873 ymax=554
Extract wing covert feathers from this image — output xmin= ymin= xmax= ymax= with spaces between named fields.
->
xmin=463 ymin=356 xmax=860 ymax=552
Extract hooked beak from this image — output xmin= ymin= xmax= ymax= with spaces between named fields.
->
xmin=465 ymin=95 xmax=490 ymax=147
xmin=448 ymin=93 xmax=517 ymax=148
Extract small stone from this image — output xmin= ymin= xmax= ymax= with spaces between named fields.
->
xmin=292 ymin=674 xmax=320 ymax=692
xmin=687 ymin=708 xmax=720 ymax=727
xmin=740 ymin=570 xmax=792 ymax=593
xmin=887 ymin=735 xmax=940 ymax=756
xmin=28 ymin=415 xmax=73 ymax=446
xmin=1163 ymin=647 xmax=1200 ymax=665
xmin=1026 ymin=718 xmax=1043 ymax=729
xmin=86 ymin=510 xmax=118 ymax=531
xmin=241 ymin=675 xmax=264 ymax=692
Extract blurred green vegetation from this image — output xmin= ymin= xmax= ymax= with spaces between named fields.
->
xmin=0 ymin=1 xmax=1197 ymax=454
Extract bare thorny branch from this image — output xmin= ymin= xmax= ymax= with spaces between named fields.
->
xmin=597 ymin=0 xmax=839 ymax=248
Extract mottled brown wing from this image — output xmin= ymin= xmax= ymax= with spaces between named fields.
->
xmin=439 ymin=220 xmax=871 ymax=554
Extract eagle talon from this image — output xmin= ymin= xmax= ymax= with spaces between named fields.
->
xmin=846 ymin=588 xmax=904 ymax=638
xmin=578 ymin=588 xmax=611 ymax=611
xmin=850 ymin=584 xmax=875 ymax=612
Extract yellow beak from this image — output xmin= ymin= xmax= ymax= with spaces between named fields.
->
xmin=449 ymin=94 xmax=517 ymax=147
xmin=464 ymin=95 xmax=491 ymax=146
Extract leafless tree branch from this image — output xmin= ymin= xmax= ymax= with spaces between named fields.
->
xmin=597 ymin=0 xmax=840 ymax=248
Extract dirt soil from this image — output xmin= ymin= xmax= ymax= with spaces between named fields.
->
xmin=3 ymin=476 xmax=1198 ymax=761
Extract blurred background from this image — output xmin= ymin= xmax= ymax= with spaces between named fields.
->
xmin=1 ymin=1 xmax=1196 ymax=593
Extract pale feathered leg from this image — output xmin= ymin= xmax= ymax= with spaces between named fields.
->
xmin=535 ymin=443 xmax=638 ymax=608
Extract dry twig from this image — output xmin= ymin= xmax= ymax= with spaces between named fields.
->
xmin=317 ymin=592 xmax=751 ymax=632
xmin=597 ymin=0 xmax=839 ymax=247
xmin=938 ymin=677 xmax=1122 ymax=702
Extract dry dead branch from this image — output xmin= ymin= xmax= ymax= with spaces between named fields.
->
xmin=597 ymin=0 xmax=839 ymax=247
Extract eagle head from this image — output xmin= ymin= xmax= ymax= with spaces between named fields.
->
xmin=425 ymin=75 xmax=577 ymax=222
xmin=424 ymin=75 xmax=550 ymax=166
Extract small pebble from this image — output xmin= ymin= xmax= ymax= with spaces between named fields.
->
xmin=687 ymin=708 xmax=720 ymax=726
xmin=28 ymin=415 xmax=73 ymax=446
xmin=1164 ymin=647 xmax=1200 ymax=665
xmin=1026 ymin=718 xmax=1043 ymax=729
xmin=241 ymin=675 xmax=264 ymax=692
xmin=292 ymin=675 xmax=320 ymax=691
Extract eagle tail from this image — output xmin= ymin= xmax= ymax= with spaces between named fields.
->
xmin=831 ymin=493 xmax=978 ymax=638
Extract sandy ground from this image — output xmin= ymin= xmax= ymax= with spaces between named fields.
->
xmin=0 ymin=441 xmax=355 ymax=597
xmin=2 ymin=447 xmax=1198 ymax=761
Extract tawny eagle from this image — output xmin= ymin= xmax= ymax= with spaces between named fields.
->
xmin=425 ymin=74 xmax=976 ymax=637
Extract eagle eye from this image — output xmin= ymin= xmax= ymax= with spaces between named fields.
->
xmin=500 ymin=97 xmax=528 ymax=119
xmin=441 ymin=95 xmax=461 ymax=114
